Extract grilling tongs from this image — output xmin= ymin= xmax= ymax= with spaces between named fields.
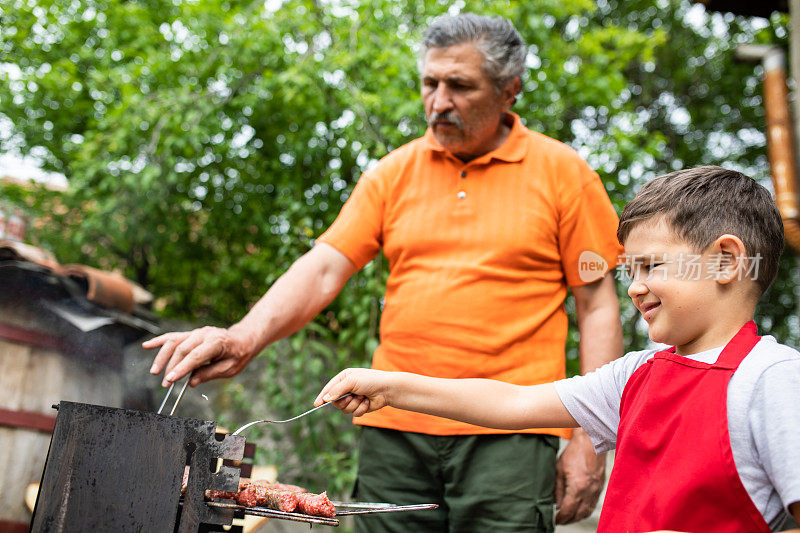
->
xmin=157 ymin=372 xmax=193 ymax=416
xmin=157 ymin=373 xmax=350 ymax=424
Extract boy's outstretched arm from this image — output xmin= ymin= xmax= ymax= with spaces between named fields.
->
xmin=314 ymin=368 xmax=579 ymax=430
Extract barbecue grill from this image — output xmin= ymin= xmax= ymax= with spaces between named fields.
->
xmin=31 ymin=401 xmax=246 ymax=532
xmin=29 ymin=401 xmax=437 ymax=531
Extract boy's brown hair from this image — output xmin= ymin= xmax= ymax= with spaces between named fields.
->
xmin=617 ymin=166 xmax=784 ymax=295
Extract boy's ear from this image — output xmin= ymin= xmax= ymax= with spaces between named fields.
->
xmin=710 ymin=234 xmax=747 ymax=285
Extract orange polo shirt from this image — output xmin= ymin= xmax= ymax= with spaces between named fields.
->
xmin=318 ymin=113 xmax=622 ymax=437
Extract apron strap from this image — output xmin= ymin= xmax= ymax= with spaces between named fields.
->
xmin=712 ymin=321 xmax=760 ymax=370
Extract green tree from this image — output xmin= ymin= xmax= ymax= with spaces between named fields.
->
xmin=1 ymin=0 xmax=796 ymax=495
xmin=589 ymin=0 xmax=799 ymax=348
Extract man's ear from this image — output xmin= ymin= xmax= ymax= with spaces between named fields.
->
xmin=711 ymin=234 xmax=748 ymax=285
xmin=502 ymin=77 xmax=521 ymax=109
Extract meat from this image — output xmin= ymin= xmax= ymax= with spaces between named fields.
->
xmin=296 ymin=491 xmax=336 ymax=518
xmin=241 ymin=479 xmax=307 ymax=494
xmin=234 ymin=484 xmax=298 ymax=512
xmin=268 ymin=482 xmax=307 ymax=494
xmin=204 ymin=479 xmax=334 ymax=517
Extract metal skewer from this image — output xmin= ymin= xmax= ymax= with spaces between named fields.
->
xmin=231 ymin=393 xmax=351 ymax=435
xmin=334 ymin=503 xmax=439 ymax=516
xmin=205 ymin=501 xmax=339 ymax=526
xmin=330 ymin=501 xmax=396 ymax=509
xmin=205 ymin=500 xmax=437 ymax=520
xmin=157 ymin=372 xmax=193 ymax=415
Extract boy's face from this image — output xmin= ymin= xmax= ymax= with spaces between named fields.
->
xmin=623 ymin=218 xmax=730 ymax=355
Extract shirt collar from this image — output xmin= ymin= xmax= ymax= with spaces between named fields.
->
xmin=421 ymin=112 xmax=528 ymax=164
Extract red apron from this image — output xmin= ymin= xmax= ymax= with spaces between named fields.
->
xmin=598 ymin=321 xmax=772 ymax=532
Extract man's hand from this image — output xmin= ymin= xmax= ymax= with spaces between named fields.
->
xmin=558 ymin=274 xmax=618 ymax=523
xmin=144 ymin=326 xmax=255 ymax=387
xmin=554 ymin=428 xmax=605 ymax=524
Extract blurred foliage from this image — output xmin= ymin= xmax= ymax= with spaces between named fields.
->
xmin=1 ymin=0 xmax=798 ymax=495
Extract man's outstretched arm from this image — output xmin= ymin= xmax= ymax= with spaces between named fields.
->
xmin=145 ymin=243 xmax=358 ymax=387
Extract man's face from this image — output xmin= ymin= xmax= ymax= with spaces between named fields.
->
xmin=421 ymin=43 xmax=517 ymax=161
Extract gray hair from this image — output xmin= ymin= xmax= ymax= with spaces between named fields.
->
xmin=421 ymin=13 xmax=527 ymax=92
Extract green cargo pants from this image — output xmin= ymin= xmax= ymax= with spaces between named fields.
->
xmin=353 ymin=427 xmax=558 ymax=533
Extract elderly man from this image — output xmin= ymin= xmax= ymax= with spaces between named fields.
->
xmin=146 ymin=13 xmax=622 ymax=532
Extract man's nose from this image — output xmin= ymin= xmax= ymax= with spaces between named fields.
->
xmin=432 ymin=85 xmax=453 ymax=114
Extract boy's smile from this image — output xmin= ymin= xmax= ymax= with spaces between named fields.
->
xmin=638 ymin=300 xmax=661 ymax=322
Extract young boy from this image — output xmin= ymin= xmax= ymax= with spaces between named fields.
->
xmin=316 ymin=166 xmax=800 ymax=532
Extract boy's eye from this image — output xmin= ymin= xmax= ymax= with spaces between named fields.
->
xmin=625 ymin=260 xmax=663 ymax=278
xmin=639 ymin=263 xmax=664 ymax=276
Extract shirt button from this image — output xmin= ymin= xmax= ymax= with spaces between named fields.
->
xmin=460 ymin=171 xmax=467 ymax=178
xmin=457 ymin=191 xmax=466 ymax=199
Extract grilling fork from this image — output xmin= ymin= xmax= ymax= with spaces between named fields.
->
xmin=231 ymin=393 xmax=351 ymax=435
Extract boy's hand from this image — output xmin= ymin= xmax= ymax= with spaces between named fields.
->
xmin=315 ymin=368 xmax=392 ymax=417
